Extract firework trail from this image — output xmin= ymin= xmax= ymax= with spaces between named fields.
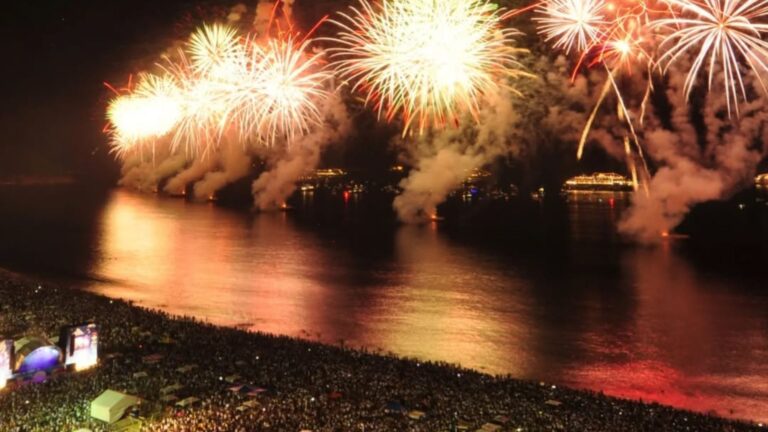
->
xmin=329 ymin=0 xmax=530 ymax=135
xmin=535 ymin=0 xmax=768 ymax=239
xmin=535 ymin=0 xmax=666 ymax=193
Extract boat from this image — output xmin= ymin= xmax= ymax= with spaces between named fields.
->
xmin=562 ymin=172 xmax=634 ymax=192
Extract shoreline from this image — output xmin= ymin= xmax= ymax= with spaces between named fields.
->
xmin=0 ymin=268 xmax=764 ymax=431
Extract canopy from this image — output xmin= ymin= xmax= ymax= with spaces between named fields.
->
xmin=90 ymin=390 xmax=139 ymax=424
xmin=176 ymin=396 xmax=201 ymax=407
xmin=385 ymin=401 xmax=406 ymax=413
xmin=408 ymin=410 xmax=426 ymax=420
xmin=160 ymin=383 xmax=184 ymax=395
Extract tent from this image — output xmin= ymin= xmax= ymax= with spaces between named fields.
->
xmin=90 ymin=390 xmax=139 ymax=424
xmin=408 ymin=410 xmax=426 ymax=420
xmin=176 ymin=396 xmax=201 ymax=407
xmin=224 ymin=374 xmax=241 ymax=383
xmin=160 ymin=383 xmax=184 ymax=395
xmin=385 ymin=401 xmax=406 ymax=414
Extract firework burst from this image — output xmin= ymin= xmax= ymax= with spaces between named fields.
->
xmin=535 ymin=0 xmax=608 ymax=54
xmin=188 ymin=23 xmax=242 ymax=76
xmin=106 ymin=73 xmax=183 ymax=157
xmin=107 ymin=20 xmax=333 ymax=158
xmin=213 ymin=36 xmax=331 ymax=148
xmin=329 ymin=0 xmax=529 ymax=135
xmin=656 ymin=0 xmax=768 ymax=115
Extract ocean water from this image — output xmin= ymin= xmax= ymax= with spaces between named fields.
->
xmin=1 ymin=185 xmax=766 ymax=422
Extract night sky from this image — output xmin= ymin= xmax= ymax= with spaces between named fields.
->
xmin=0 ymin=0 xmax=620 ymax=189
xmin=0 ymin=0 xmax=234 ymax=179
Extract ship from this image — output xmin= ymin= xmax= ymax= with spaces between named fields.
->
xmin=561 ymin=172 xmax=635 ymax=192
xmin=755 ymin=173 xmax=768 ymax=188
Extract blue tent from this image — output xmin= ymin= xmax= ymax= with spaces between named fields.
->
xmin=385 ymin=401 xmax=406 ymax=414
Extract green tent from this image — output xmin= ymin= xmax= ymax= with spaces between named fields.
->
xmin=90 ymin=390 xmax=139 ymax=424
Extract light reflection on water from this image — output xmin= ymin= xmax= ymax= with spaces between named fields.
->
xmin=64 ymin=190 xmax=768 ymax=422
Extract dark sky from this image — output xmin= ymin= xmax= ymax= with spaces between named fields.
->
xmin=0 ymin=0 xmax=237 ymax=179
xmin=0 ymin=0 xmax=385 ymax=181
xmin=0 ymin=0 xmax=609 ymax=188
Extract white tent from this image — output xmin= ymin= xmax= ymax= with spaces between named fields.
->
xmin=90 ymin=390 xmax=139 ymax=424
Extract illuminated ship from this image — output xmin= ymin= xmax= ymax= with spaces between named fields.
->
xmin=465 ymin=168 xmax=492 ymax=183
xmin=308 ymin=168 xmax=347 ymax=179
xmin=562 ymin=172 xmax=634 ymax=192
xmin=755 ymin=173 xmax=768 ymax=188
xmin=298 ymin=168 xmax=349 ymax=194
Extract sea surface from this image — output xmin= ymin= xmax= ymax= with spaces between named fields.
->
xmin=1 ymin=184 xmax=767 ymax=423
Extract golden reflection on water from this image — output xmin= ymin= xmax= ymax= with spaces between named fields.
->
xmin=365 ymin=225 xmax=534 ymax=376
xmin=87 ymin=190 xmax=768 ymax=422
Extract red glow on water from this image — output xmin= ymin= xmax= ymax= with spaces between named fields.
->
xmin=83 ymin=191 xmax=768 ymax=424
xmin=564 ymin=360 xmax=768 ymax=421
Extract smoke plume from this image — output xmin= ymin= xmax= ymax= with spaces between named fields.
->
xmin=163 ymin=155 xmax=217 ymax=195
xmin=118 ymin=148 xmax=187 ymax=192
xmin=252 ymin=92 xmax=351 ymax=210
xmin=393 ymin=89 xmax=519 ymax=223
xmin=619 ymin=66 xmax=767 ymax=242
xmin=193 ymin=143 xmax=252 ymax=200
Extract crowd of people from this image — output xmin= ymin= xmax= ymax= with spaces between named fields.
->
xmin=0 ymin=271 xmax=764 ymax=431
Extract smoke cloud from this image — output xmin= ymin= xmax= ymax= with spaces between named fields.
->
xmin=163 ymin=156 xmax=217 ymax=195
xmin=118 ymin=147 xmax=188 ymax=192
xmin=193 ymin=143 xmax=252 ymax=200
xmin=619 ymin=66 xmax=767 ymax=243
xmin=227 ymin=4 xmax=248 ymax=24
xmin=393 ymin=89 xmax=519 ymax=223
xmin=252 ymin=92 xmax=352 ymax=210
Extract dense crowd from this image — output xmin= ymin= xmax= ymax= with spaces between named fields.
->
xmin=0 ymin=270 xmax=764 ymax=432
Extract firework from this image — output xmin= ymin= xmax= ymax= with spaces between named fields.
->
xmin=655 ymin=0 xmax=768 ymax=116
xmin=215 ymin=36 xmax=331 ymax=147
xmin=156 ymin=51 xmax=228 ymax=157
xmin=329 ymin=0 xmax=528 ymax=134
xmin=535 ymin=0 xmax=608 ymax=54
xmin=106 ymin=74 xmax=183 ymax=157
xmin=188 ymin=24 xmax=242 ymax=76
xmin=108 ymin=19 xmax=333 ymax=158
xmin=536 ymin=0 xmax=658 ymax=193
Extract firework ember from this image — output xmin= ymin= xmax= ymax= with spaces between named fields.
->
xmin=329 ymin=0 xmax=529 ymax=135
